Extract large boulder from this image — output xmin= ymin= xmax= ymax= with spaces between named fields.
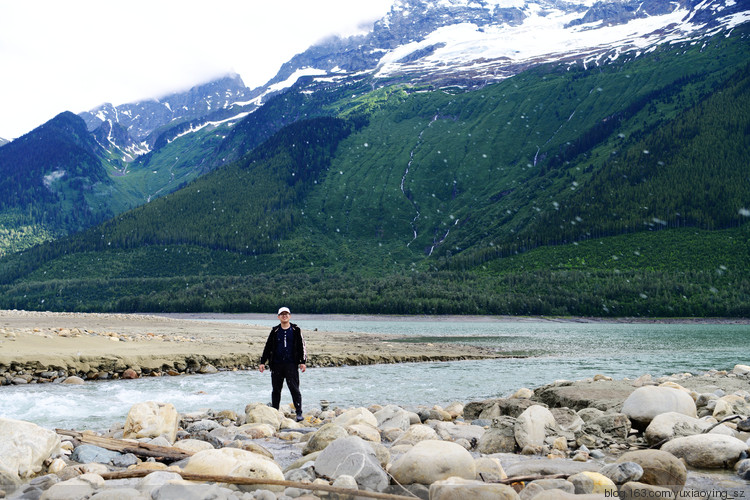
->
xmin=346 ymin=423 xmax=381 ymax=443
xmin=713 ymin=394 xmax=750 ymax=419
xmin=433 ymin=421 xmax=485 ymax=443
xmin=313 ymin=436 xmax=388 ymax=492
xmin=585 ymin=413 xmax=631 ymax=440
xmin=551 ymin=408 xmax=585 ymax=434
xmin=123 ymin=401 xmax=179 ymax=443
xmin=575 ymin=471 xmax=617 ymax=494
xmin=333 ymin=407 xmax=378 ymax=428
xmin=172 ymin=439 xmax=215 ymax=453
xmin=389 ymin=440 xmax=476 ymax=485
xmin=244 ymin=403 xmax=281 ymax=431
xmin=303 ymin=423 xmax=348 ymax=455
xmin=616 ymin=450 xmax=687 ymax=494
xmin=374 ymin=405 xmax=412 ymax=431
xmin=70 ymin=444 xmax=123 ymax=465
xmin=40 ymin=473 xmax=104 ymax=500
xmin=477 ymin=416 xmax=517 ymax=454
xmin=430 ymin=477 xmax=520 ymax=500
xmin=391 ymin=424 xmax=439 ymax=446
xmin=533 ymin=379 xmax=636 ymax=411
xmin=644 ymin=412 xmax=733 ymax=445
xmin=621 ymin=387 xmax=696 ymax=428
xmin=0 ymin=418 xmax=62 ymax=485
xmin=474 ymin=456 xmax=507 ymax=482
xmin=236 ymin=423 xmax=276 ymax=439
xmin=464 ymin=398 xmax=539 ymax=420
xmin=660 ymin=434 xmax=748 ymax=468
xmin=514 ymin=405 xmax=557 ymax=449
xmin=182 ymin=448 xmax=284 ymax=491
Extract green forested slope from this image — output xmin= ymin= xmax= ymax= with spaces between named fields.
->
xmin=1 ymin=28 xmax=748 ymax=316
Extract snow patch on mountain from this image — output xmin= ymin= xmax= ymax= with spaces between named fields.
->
xmin=267 ymin=67 xmax=330 ymax=93
xmin=166 ymin=111 xmax=252 ymax=144
xmin=375 ymin=4 xmax=720 ymax=81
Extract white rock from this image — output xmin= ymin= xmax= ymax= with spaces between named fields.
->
xmin=333 ymin=407 xmax=378 ymax=428
xmin=173 ymin=439 xmax=215 ymax=453
xmin=732 ymin=364 xmax=750 ymax=376
xmin=182 ymin=448 xmax=284 ymax=490
xmin=47 ymin=458 xmax=66 ymax=474
xmin=374 ymin=405 xmax=411 ymax=431
xmin=0 ymin=418 xmax=62 ymax=485
xmin=390 ymin=440 xmax=476 ymax=485
xmin=303 ymin=423 xmax=348 ymax=454
xmin=661 ymin=434 xmax=749 ymax=468
xmin=622 ymin=386 xmax=697 ymax=426
xmin=346 ymin=423 xmax=381 ymax=443
xmin=511 ymin=388 xmax=534 ymax=399
xmin=331 ymin=474 xmax=359 ymax=490
xmin=244 ymin=403 xmax=281 ymax=431
xmin=237 ymin=423 xmax=275 ymax=439
xmin=474 ymin=456 xmax=507 ymax=482
xmin=434 ymin=421 xmax=485 ymax=443
xmin=444 ymin=402 xmax=465 ymax=419
xmin=514 ymin=405 xmax=557 ymax=449
xmin=392 ymin=424 xmax=439 ymax=446
xmin=40 ymin=473 xmax=105 ymax=500
xmin=123 ymin=402 xmax=179 ymax=443
xmin=644 ymin=412 xmax=731 ymax=445
xmin=430 ymin=477 xmax=520 ymax=500
xmin=714 ymin=394 xmax=750 ymax=419
xmin=313 ymin=436 xmax=388 ymax=492
xmin=139 ymin=470 xmax=183 ymax=492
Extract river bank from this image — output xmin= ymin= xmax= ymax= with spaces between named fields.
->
xmin=0 ymin=310 xmax=503 ymax=385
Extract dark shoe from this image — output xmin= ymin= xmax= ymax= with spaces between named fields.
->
xmin=296 ymin=414 xmax=304 ymax=422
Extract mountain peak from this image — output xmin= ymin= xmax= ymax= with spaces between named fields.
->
xmin=78 ymin=73 xmax=258 ymax=144
xmin=264 ymin=0 xmax=747 ymax=91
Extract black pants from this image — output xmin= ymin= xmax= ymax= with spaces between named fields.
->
xmin=271 ymin=363 xmax=302 ymax=414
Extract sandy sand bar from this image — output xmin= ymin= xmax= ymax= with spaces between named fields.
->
xmin=0 ymin=310 xmax=502 ymax=378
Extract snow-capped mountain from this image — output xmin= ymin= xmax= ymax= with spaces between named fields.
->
xmin=76 ymin=0 xmax=748 ymax=161
xmin=268 ymin=0 xmax=749 ymax=88
xmin=78 ymin=74 xmax=261 ymax=157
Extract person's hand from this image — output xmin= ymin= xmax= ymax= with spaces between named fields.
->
xmin=299 ymin=363 xmax=306 ymax=373
xmin=259 ymin=364 xmax=265 ymax=373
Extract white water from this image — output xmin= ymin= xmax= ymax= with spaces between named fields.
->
xmin=1 ymin=316 xmax=748 ymax=431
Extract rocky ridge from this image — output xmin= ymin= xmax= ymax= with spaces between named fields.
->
xmin=0 ymin=365 xmax=748 ymax=499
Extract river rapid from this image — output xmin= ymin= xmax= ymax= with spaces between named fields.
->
xmin=1 ymin=315 xmax=747 ymax=431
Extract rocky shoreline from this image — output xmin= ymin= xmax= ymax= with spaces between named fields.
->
xmin=1 ymin=365 xmax=748 ymax=500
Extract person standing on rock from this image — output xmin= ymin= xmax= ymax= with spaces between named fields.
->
xmin=259 ymin=307 xmax=307 ymax=421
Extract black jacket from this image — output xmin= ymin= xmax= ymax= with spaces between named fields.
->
xmin=260 ymin=323 xmax=306 ymax=368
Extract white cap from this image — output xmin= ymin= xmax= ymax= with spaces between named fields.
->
xmin=277 ymin=307 xmax=290 ymax=315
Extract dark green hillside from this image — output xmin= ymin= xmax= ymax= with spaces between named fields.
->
xmin=210 ymin=75 xmax=405 ymax=168
xmin=1 ymin=27 xmax=749 ymax=316
xmin=0 ymin=112 xmax=117 ymax=254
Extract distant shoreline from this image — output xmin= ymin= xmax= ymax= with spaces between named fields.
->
xmin=154 ymin=311 xmax=750 ymax=325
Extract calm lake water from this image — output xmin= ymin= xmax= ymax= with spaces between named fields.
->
xmin=1 ymin=315 xmax=748 ymax=431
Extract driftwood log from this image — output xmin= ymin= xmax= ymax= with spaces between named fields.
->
xmin=56 ymin=429 xmax=193 ymax=462
xmin=100 ymin=469 xmax=419 ymax=500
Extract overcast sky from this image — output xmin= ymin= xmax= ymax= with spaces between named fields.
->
xmin=0 ymin=0 xmax=394 ymax=140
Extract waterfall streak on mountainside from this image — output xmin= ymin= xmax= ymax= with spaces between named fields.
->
xmin=428 ymin=219 xmax=459 ymax=256
xmin=535 ymin=103 xmax=585 ymax=164
xmin=402 ymin=114 xmax=439 ymax=247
